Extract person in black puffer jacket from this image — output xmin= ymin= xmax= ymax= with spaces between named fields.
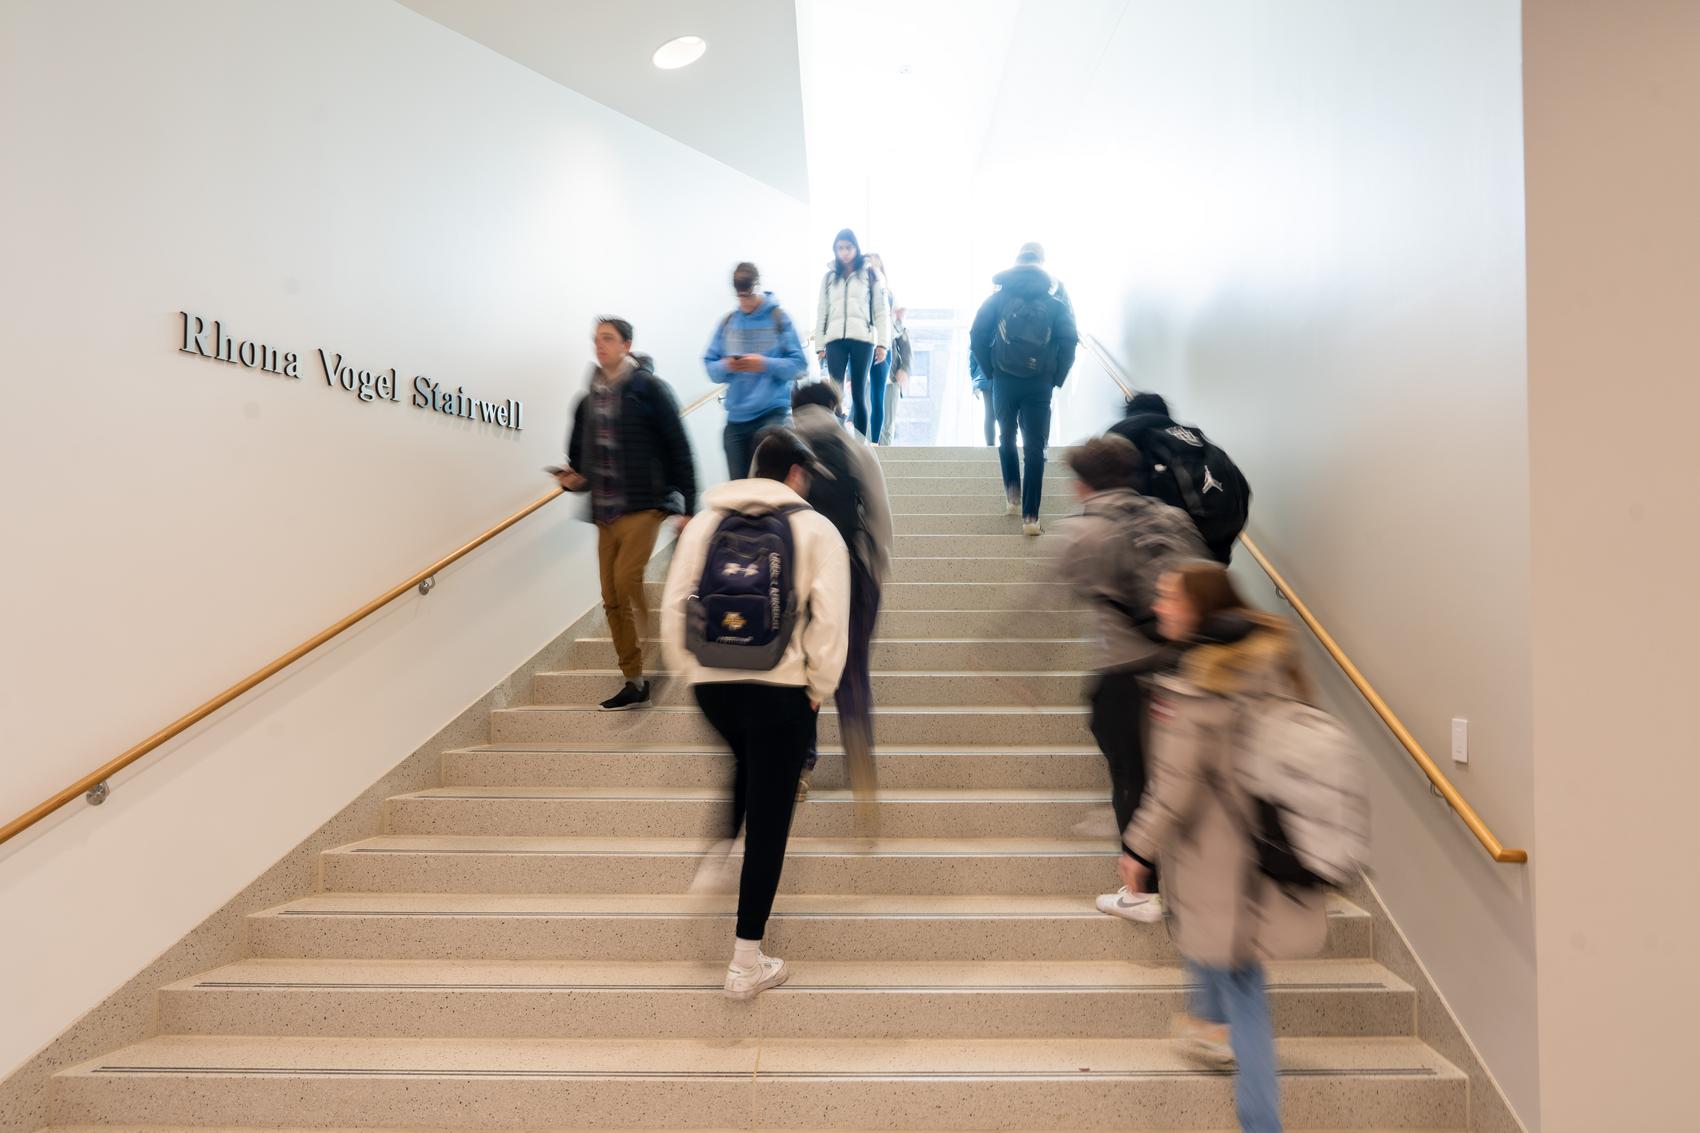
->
xmin=561 ymin=317 xmax=698 ymax=711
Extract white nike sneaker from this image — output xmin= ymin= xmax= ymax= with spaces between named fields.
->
xmin=1096 ymin=886 xmax=1165 ymax=923
xmin=723 ymin=953 xmax=789 ymax=1000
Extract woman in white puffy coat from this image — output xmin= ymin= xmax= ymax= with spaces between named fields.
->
xmin=814 ymin=228 xmax=890 ymax=439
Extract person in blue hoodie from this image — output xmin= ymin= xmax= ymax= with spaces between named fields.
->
xmin=705 ymin=262 xmax=810 ymax=479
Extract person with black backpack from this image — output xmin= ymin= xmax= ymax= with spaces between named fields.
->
xmin=660 ymin=428 xmax=850 ymax=1000
xmin=790 ymin=381 xmax=893 ymax=808
xmin=814 ymin=229 xmax=891 ymax=439
xmin=705 ymin=262 xmax=810 ymax=479
xmin=969 ymin=247 xmax=1079 ymax=534
xmin=1108 ymin=392 xmax=1251 ymax=564
xmin=1055 ymin=436 xmax=1208 ymax=924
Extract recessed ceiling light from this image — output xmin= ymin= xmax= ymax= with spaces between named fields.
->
xmin=652 ymin=36 xmax=707 ymax=70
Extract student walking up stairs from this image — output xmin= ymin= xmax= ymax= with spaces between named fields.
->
xmin=42 ymin=446 xmax=1472 ymax=1133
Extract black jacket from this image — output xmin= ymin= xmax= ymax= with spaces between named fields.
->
xmin=969 ymin=264 xmax=1080 ymax=385
xmin=566 ymin=355 xmax=697 ymax=516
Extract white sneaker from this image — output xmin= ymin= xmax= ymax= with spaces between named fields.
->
xmin=1096 ymin=886 xmax=1165 ymax=923
xmin=1005 ymin=494 xmax=1020 ymax=516
xmin=1022 ymin=518 xmax=1043 ymax=536
xmin=723 ymin=953 xmax=789 ymax=1000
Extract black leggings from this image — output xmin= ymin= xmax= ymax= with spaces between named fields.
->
xmin=1089 ymin=668 xmax=1158 ymax=888
xmin=825 ymin=338 xmax=877 ymax=438
xmin=695 ymin=682 xmax=818 ymax=940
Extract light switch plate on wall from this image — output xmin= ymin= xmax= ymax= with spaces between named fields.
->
xmin=1451 ymin=717 xmax=1469 ymax=764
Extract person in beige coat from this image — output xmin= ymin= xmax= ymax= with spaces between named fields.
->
xmin=1119 ymin=561 xmax=1328 ymax=1133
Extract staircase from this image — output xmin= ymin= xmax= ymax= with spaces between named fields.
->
xmin=44 ymin=446 xmax=1470 ymax=1133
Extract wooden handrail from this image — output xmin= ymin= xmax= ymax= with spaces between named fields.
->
xmin=0 ymin=385 xmax=723 ymax=848
xmin=1078 ymin=334 xmax=1527 ymax=865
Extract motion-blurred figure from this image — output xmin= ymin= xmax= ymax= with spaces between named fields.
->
xmin=790 ymin=381 xmax=893 ymax=823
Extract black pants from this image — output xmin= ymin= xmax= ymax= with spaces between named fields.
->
xmin=723 ymin=408 xmax=789 ymax=480
xmin=825 ymin=338 xmax=877 ymax=438
xmin=695 ymin=682 xmax=818 ymax=941
xmin=805 ymin=556 xmax=882 ymax=773
xmin=1089 ymin=667 xmax=1157 ymax=887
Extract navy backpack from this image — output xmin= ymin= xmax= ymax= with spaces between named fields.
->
xmin=686 ymin=505 xmax=808 ymax=670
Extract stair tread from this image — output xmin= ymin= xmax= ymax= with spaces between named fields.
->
xmin=258 ymin=891 xmax=1370 ymax=920
xmin=539 ymin=669 xmax=1096 ymax=678
xmin=46 ymin=1122 xmax=1468 ymax=1129
xmin=336 ymin=833 xmax=1116 ymax=853
xmin=65 ymin=1033 xmax=1459 ymax=1079
xmin=448 ymin=743 xmax=1105 ymax=755
xmin=496 ymin=700 xmax=1094 ymax=711
xmin=169 ymin=956 xmax=1412 ymax=993
xmin=391 ymin=786 xmax=1108 ymax=802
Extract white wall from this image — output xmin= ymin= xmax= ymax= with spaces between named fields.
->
xmin=1524 ymin=2 xmax=1700 ymax=1128
xmin=0 ymin=0 xmax=805 ymax=1080
xmin=972 ymin=1 xmax=1538 ymax=1124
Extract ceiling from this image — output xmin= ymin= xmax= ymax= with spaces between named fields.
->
xmin=398 ymin=0 xmax=810 ymax=200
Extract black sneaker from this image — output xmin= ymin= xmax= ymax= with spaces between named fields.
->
xmin=599 ymin=680 xmax=651 ymax=711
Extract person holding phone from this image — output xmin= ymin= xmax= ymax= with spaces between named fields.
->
xmin=705 ymin=262 xmax=810 ymax=479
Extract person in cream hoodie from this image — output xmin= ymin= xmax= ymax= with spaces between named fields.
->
xmin=661 ymin=426 xmax=850 ymax=999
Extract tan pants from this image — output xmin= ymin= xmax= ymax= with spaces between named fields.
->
xmin=597 ymin=510 xmax=665 ymax=680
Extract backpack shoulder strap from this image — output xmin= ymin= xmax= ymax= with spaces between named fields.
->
xmin=771 ymin=305 xmax=785 ymax=333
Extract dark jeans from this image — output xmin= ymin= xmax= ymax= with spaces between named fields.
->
xmin=694 ymin=682 xmax=818 ymax=941
xmin=1089 ymin=667 xmax=1157 ymax=889
xmin=723 ymin=408 xmax=789 ymax=480
xmin=825 ymin=338 xmax=877 ymax=438
xmin=868 ymin=349 xmax=892 ymax=443
xmin=994 ymin=377 xmax=1054 ymax=517
xmin=804 ymin=556 xmax=882 ymax=774
xmin=979 ymin=388 xmax=997 ymax=446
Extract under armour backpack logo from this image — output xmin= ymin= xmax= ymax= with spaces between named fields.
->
xmin=1166 ymin=426 xmax=1203 ymax=447
xmin=722 ymin=562 xmax=761 ymax=578
xmin=1201 ymin=466 xmax=1224 ymax=494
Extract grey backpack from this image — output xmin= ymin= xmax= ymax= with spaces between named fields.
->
xmin=1231 ymin=696 xmax=1371 ymax=888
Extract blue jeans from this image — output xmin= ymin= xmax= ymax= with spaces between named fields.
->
xmin=994 ymin=378 xmax=1053 ymax=518
xmin=826 ymin=338 xmax=877 ymax=438
xmin=869 ymin=350 xmax=892 ymax=443
xmin=1189 ymin=961 xmax=1282 ymax=1133
xmin=723 ymin=408 xmax=789 ymax=479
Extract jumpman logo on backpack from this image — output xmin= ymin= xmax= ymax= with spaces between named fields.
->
xmin=1201 ymin=466 xmax=1225 ymax=495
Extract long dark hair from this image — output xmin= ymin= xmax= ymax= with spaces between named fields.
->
xmin=830 ymin=228 xmax=865 ymax=278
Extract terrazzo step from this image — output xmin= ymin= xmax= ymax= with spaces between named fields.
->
xmin=440 ymin=745 xmax=1109 ymax=790
xmin=246 ymin=893 xmax=1374 ymax=963
xmin=610 ymin=609 xmax=1095 ymax=641
xmin=383 ymin=786 xmax=1108 ymax=839
xmin=895 ymin=557 xmax=1061 ymax=583
xmin=642 ymin=581 xmax=1080 ymax=611
xmin=888 ymin=495 xmax=1074 ymax=516
xmin=886 ymin=477 xmax=1074 ymax=496
xmin=159 ymin=957 xmax=1415 ymax=1040
xmin=879 ymin=460 xmax=1067 ymax=479
xmin=879 ymin=445 xmax=1059 ymax=460
xmin=321 ymin=835 xmax=1120 ymax=895
xmin=894 ymin=514 xmax=1084 ymax=535
xmin=563 ymin=637 xmax=1094 ymax=670
xmin=52 ymin=1034 xmax=1465 ymax=1129
xmin=900 ymin=535 xmax=1063 ymax=558
xmin=533 ymin=670 xmax=1093 ymax=708
xmin=42 ymin=1128 xmax=1471 ymax=1133
xmin=488 ymin=706 xmax=1094 ymax=747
